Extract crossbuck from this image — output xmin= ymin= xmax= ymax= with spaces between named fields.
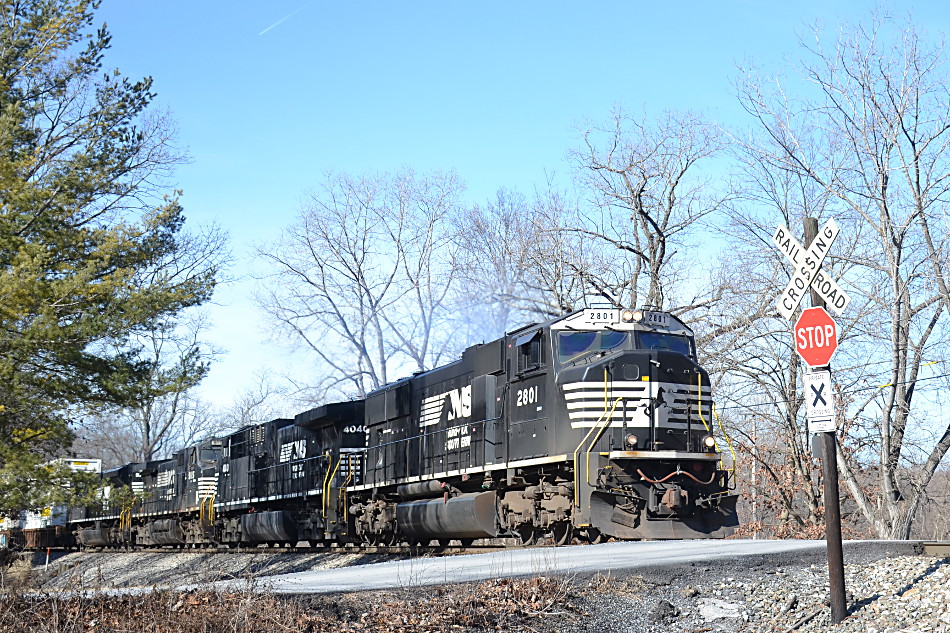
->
xmin=772 ymin=218 xmax=851 ymax=320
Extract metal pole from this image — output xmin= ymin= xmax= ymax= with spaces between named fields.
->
xmin=751 ymin=414 xmax=758 ymax=539
xmin=804 ymin=217 xmax=847 ymax=624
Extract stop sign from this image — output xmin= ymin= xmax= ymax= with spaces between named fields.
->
xmin=794 ymin=307 xmax=838 ymax=367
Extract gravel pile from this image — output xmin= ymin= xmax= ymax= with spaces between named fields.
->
xmin=720 ymin=555 xmax=950 ymax=633
xmin=597 ymin=554 xmax=950 ymax=633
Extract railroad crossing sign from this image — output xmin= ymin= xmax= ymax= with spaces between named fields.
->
xmin=795 ymin=306 xmax=838 ymax=368
xmin=804 ymin=369 xmax=836 ymax=433
xmin=773 ymin=219 xmax=851 ymax=320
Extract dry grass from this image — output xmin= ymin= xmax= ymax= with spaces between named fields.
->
xmin=0 ymin=575 xmax=576 ymax=633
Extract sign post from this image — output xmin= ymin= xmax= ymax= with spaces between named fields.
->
xmin=774 ymin=217 xmax=848 ymax=625
xmin=801 ymin=218 xmax=847 ymax=625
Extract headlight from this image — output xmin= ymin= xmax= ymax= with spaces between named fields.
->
xmin=621 ymin=309 xmax=635 ymax=322
xmin=702 ymin=435 xmax=716 ymax=449
xmin=624 ymin=433 xmax=638 ymax=448
xmin=631 ymin=309 xmax=644 ymax=322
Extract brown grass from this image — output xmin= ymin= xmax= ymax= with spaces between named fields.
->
xmin=0 ymin=575 xmax=576 ymax=633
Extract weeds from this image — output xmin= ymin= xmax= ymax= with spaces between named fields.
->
xmin=0 ymin=575 xmax=576 ymax=632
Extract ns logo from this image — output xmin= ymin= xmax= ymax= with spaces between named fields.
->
xmin=421 ymin=385 xmax=472 ymax=427
xmin=279 ymin=439 xmax=307 ymax=463
xmin=447 ymin=385 xmax=472 ymax=420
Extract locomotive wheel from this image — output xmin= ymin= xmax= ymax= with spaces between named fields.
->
xmin=583 ymin=527 xmax=605 ymax=544
xmin=552 ymin=522 xmax=573 ymax=546
xmin=515 ymin=524 xmax=538 ymax=546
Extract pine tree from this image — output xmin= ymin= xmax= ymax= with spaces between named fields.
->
xmin=0 ymin=0 xmax=218 ymax=513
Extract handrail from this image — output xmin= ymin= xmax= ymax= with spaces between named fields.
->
xmin=338 ymin=454 xmax=354 ymax=526
xmin=321 ymin=452 xmax=333 ymax=518
xmin=584 ymin=397 xmax=622 ymax=494
xmin=327 ymin=455 xmax=342 ymax=497
xmin=712 ymin=404 xmax=737 ymax=474
xmin=572 ymin=367 xmax=621 ymax=508
xmin=696 ymin=372 xmax=712 ymax=434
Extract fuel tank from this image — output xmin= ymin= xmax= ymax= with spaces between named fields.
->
xmin=76 ymin=527 xmax=112 ymax=547
xmin=395 ymin=491 xmax=498 ymax=540
xmin=148 ymin=518 xmax=185 ymax=545
xmin=240 ymin=511 xmax=298 ymax=543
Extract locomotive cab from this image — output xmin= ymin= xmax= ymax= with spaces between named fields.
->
xmin=550 ymin=308 xmax=737 ymax=540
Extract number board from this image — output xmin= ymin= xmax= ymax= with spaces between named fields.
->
xmin=585 ymin=309 xmax=618 ymax=324
xmin=641 ymin=311 xmax=669 ymax=327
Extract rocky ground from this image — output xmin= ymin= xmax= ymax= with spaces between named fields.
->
xmin=1 ymin=548 xmax=947 ymax=632
xmin=579 ymin=553 xmax=950 ymax=633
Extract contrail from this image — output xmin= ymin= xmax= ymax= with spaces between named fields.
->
xmin=259 ymin=2 xmax=313 ymax=36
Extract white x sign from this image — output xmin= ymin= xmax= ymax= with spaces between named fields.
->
xmin=772 ymin=219 xmax=851 ymax=320
xmin=804 ymin=369 xmax=836 ymax=433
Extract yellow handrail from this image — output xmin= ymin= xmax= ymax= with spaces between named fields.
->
xmin=338 ymin=454 xmax=354 ymax=525
xmin=321 ymin=452 xmax=333 ymax=517
xmin=696 ymin=372 xmax=712 ymax=434
xmin=326 ymin=456 xmax=342 ymax=501
xmin=712 ymin=404 xmax=737 ymax=473
xmin=572 ymin=368 xmax=621 ymax=508
xmin=584 ymin=398 xmax=622 ymax=492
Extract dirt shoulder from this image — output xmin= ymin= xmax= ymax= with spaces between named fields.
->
xmin=2 ymin=546 xmax=946 ymax=633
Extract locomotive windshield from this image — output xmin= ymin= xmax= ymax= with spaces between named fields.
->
xmin=557 ymin=330 xmax=628 ymax=363
xmin=636 ymin=331 xmax=693 ymax=357
xmin=556 ymin=329 xmax=695 ymax=363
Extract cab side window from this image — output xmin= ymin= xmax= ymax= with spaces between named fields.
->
xmin=517 ymin=334 xmax=543 ymax=373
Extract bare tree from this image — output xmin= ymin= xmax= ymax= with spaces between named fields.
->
xmin=733 ymin=12 xmax=950 ymax=539
xmin=257 ymin=169 xmax=465 ymax=399
xmin=456 ymin=183 xmax=615 ymax=331
xmin=213 ymin=370 xmax=289 ymax=431
xmin=73 ymin=315 xmax=218 ymax=465
xmin=455 ymin=189 xmax=538 ymax=338
xmin=572 ymin=109 xmax=732 ymax=310
xmin=458 ymin=110 xmax=737 ymax=334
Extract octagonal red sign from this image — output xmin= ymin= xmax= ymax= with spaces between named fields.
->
xmin=794 ymin=306 xmax=838 ymax=367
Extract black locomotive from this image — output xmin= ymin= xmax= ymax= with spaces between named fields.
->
xmin=8 ymin=308 xmax=738 ymax=550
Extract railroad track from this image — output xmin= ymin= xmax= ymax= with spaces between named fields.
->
xmin=33 ymin=542 xmax=518 ymax=556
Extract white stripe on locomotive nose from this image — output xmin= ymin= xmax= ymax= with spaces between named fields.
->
xmin=562 ymin=379 xmax=711 ymax=429
xmin=561 ymin=381 xmax=647 ymax=390
xmin=564 ymin=400 xmax=710 ymax=413
xmin=568 ymin=419 xmax=695 ymax=429
xmin=563 ymin=391 xmax=648 ymax=402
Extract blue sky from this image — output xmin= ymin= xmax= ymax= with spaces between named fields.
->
xmin=94 ymin=1 xmax=950 ymax=409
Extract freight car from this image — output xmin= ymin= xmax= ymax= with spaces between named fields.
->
xmin=13 ymin=307 xmax=737 ymax=550
xmin=0 ymin=458 xmax=102 ymax=550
